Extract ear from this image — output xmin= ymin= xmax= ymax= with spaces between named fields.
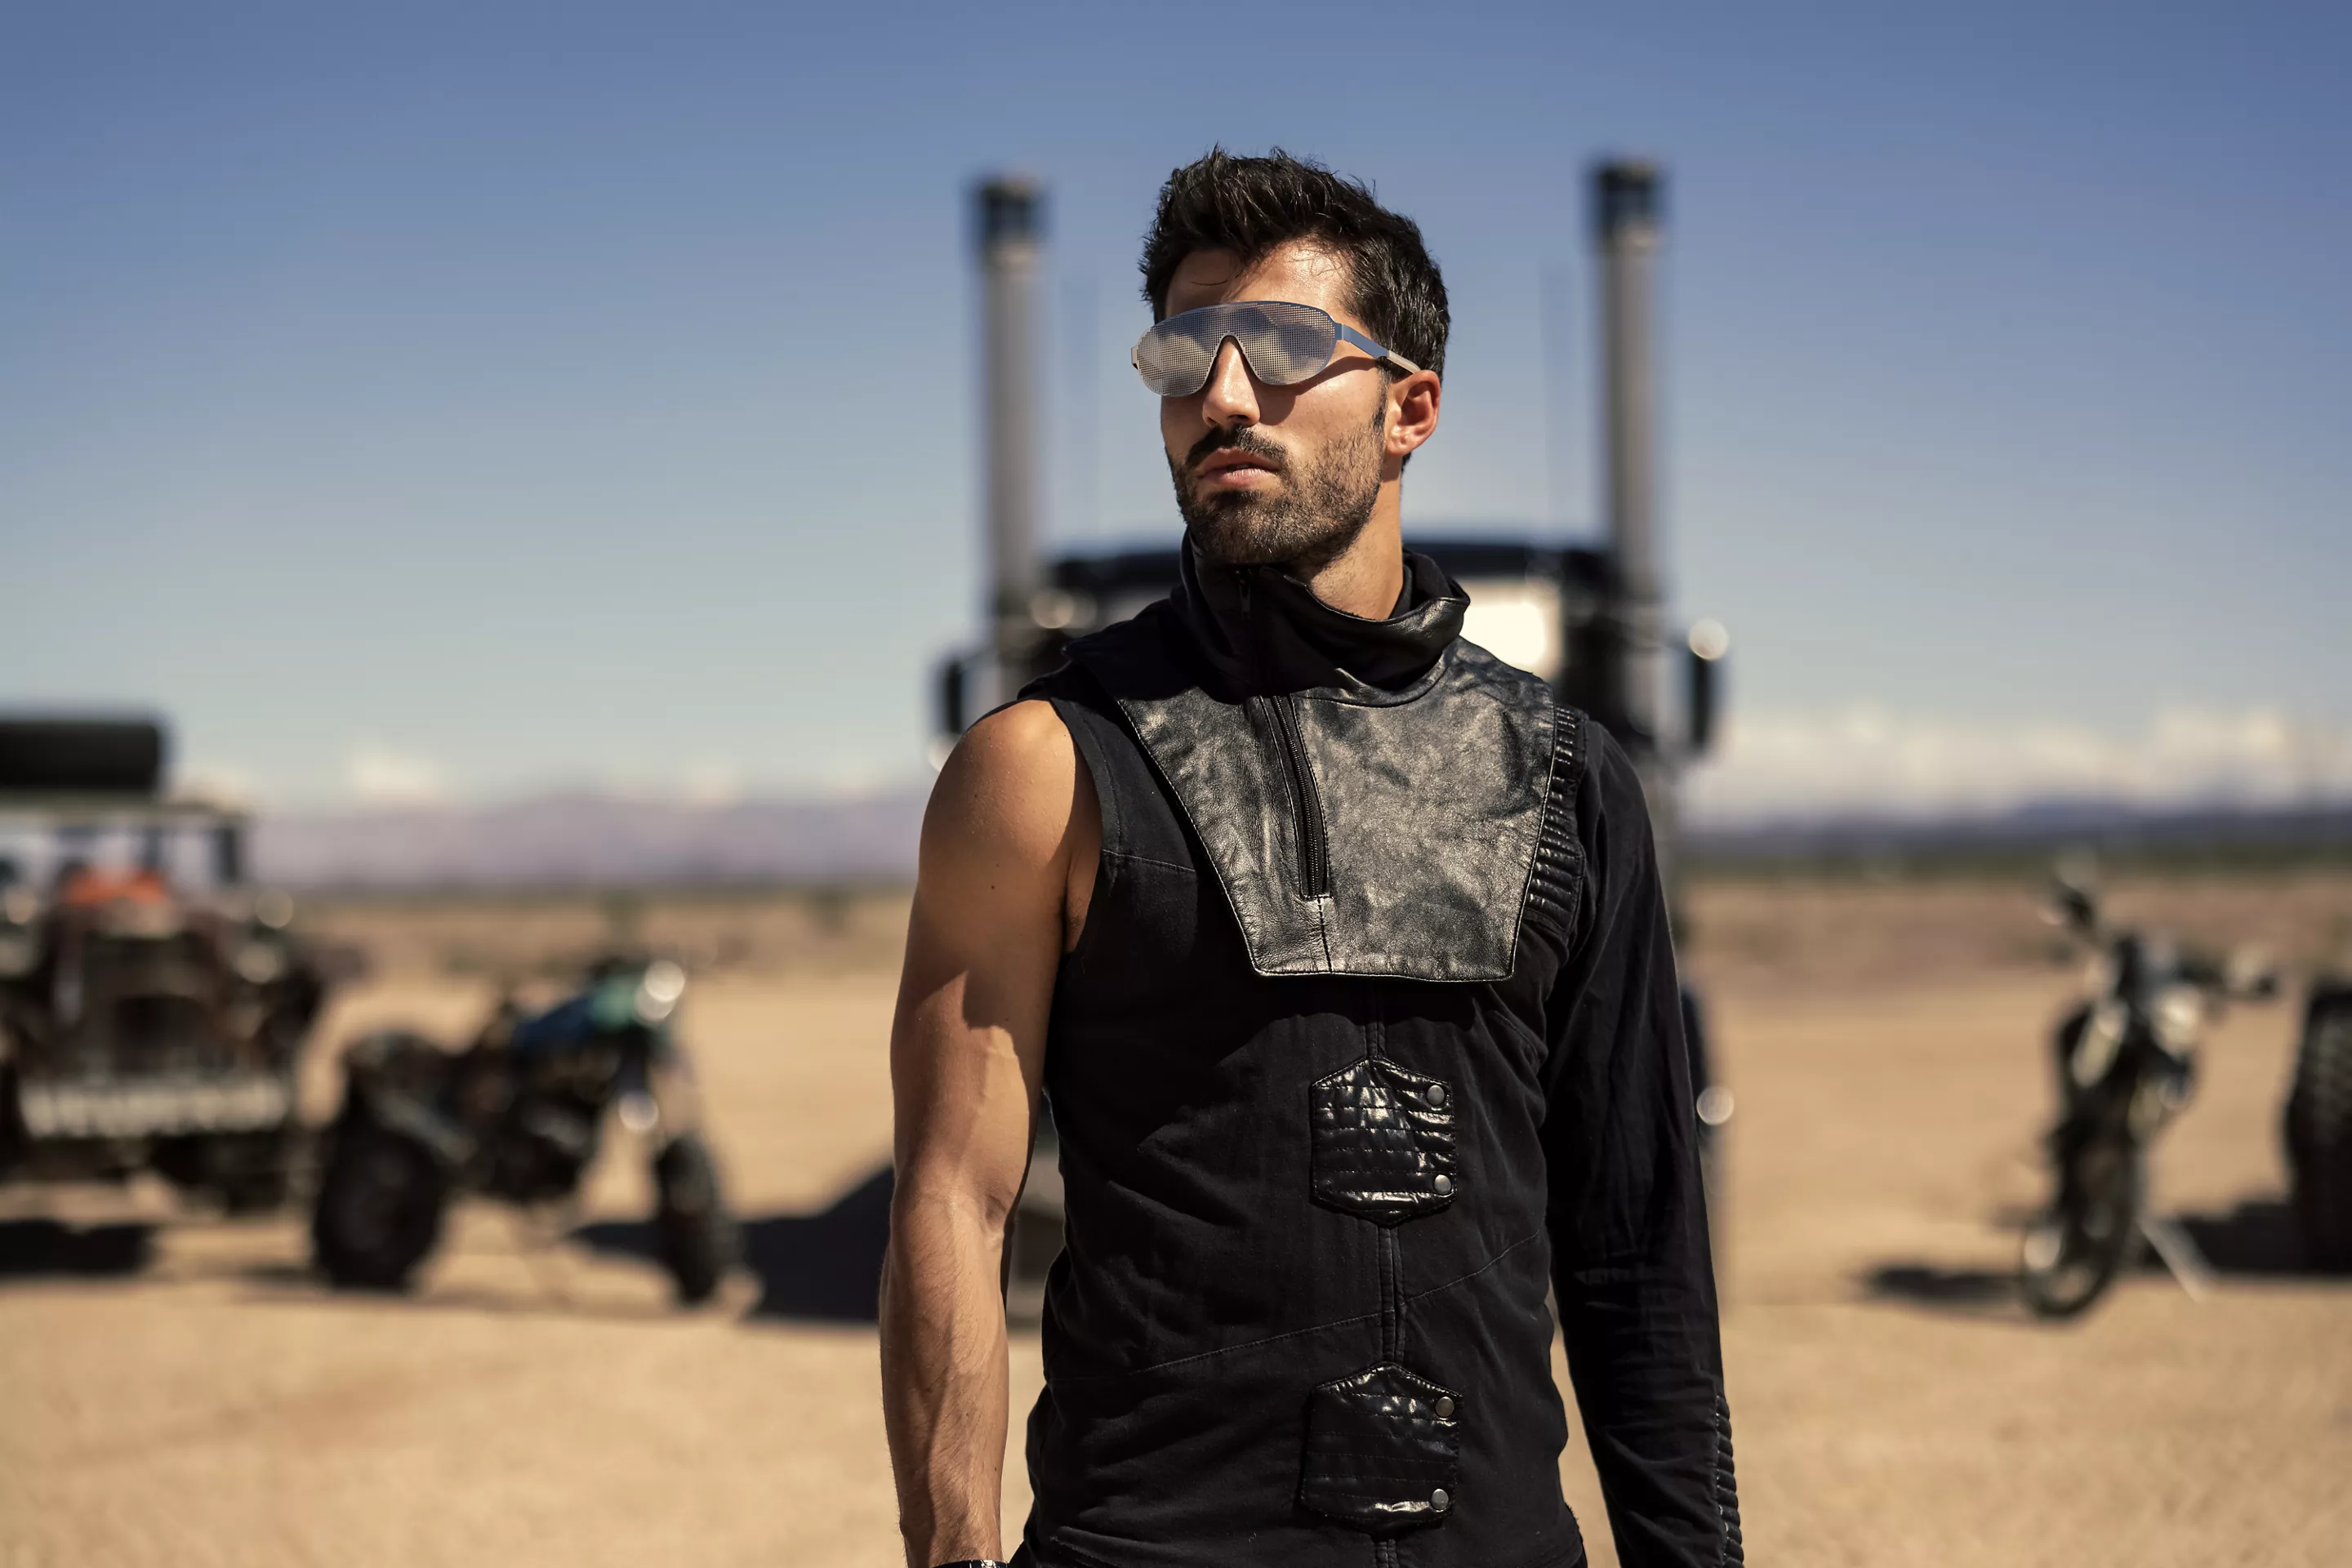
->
xmin=1383 ymin=368 xmax=1441 ymax=464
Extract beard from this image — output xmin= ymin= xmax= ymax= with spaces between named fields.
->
xmin=1170 ymin=410 xmax=1385 ymax=574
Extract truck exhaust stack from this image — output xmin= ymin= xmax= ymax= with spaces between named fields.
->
xmin=1594 ymin=158 xmax=1665 ymax=756
xmin=975 ymin=176 xmax=1047 ymax=686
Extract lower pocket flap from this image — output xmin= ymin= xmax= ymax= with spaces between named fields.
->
xmin=1298 ymin=1361 xmax=1462 ymax=1533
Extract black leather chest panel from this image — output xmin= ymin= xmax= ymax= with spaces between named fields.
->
xmin=1068 ymin=616 xmax=1559 ymax=982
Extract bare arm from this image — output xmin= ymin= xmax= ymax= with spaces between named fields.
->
xmin=881 ymin=700 xmax=1095 ymax=1568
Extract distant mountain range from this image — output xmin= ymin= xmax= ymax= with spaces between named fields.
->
xmin=247 ymin=787 xmax=2352 ymax=889
xmin=1688 ymin=798 xmax=2352 ymax=866
xmin=252 ymin=790 xmax=929 ymax=889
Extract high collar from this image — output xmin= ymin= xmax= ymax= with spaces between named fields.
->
xmin=1170 ymin=535 xmax=1468 ymax=697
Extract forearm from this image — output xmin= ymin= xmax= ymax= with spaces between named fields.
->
xmin=880 ymin=1189 xmax=1013 ymax=1568
xmin=1542 ymin=724 xmax=1742 ymax=1566
xmin=1556 ymin=1236 xmax=1738 ymax=1568
xmin=1548 ymin=1049 xmax=1740 ymax=1568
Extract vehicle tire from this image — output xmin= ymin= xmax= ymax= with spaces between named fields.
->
xmin=312 ymin=1111 xmax=446 ymax=1291
xmin=2284 ymin=984 xmax=2352 ymax=1272
xmin=217 ymin=1165 xmax=293 ymax=1217
xmin=0 ymin=1059 xmax=27 ymax=1175
xmin=2020 ymin=1135 xmax=2144 ymax=1319
xmin=653 ymin=1133 xmax=738 ymax=1306
xmin=209 ymin=1129 xmax=304 ymax=1215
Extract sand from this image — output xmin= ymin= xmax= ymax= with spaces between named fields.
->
xmin=3 ymin=873 xmax=2348 ymax=1566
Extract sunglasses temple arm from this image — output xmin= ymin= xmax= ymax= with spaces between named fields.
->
xmin=1334 ymin=322 xmax=1421 ymax=376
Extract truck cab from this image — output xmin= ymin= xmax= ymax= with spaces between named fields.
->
xmin=937 ymin=535 xmax=1724 ymax=765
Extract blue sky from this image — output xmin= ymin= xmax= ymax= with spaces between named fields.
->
xmin=6 ymin=2 xmax=2348 ymax=813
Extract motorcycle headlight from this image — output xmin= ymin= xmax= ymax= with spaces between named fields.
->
xmin=634 ymin=960 xmax=688 ymax=1027
xmin=234 ymin=940 xmax=287 ymax=986
xmin=2154 ymin=984 xmax=2204 ymax=1052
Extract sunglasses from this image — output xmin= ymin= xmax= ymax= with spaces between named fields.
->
xmin=1132 ymin=301 xmax=1423 ymax=397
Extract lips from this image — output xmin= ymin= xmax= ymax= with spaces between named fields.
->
xmin=1196 ymin=449 xmax=1281 ymax=483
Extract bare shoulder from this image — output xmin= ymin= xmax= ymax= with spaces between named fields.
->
xmin=922 ymin=700 xmax=1089 ymax=880
xmin=949 ymin=697 xmax=1076 ymax=784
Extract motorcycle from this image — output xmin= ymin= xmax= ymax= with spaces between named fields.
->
xmin=311 ymin=956 xmax=739 ymax=1303
xmin=2018 ymin=875 xmax=2274 ymax=1318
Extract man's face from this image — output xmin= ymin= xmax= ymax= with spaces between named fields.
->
xmin=1159 ymin=242 xmax=1392 ymax=572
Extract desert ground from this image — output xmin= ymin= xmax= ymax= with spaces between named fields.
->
xmin=4 ymin=869 xmax=2350 ymax=1566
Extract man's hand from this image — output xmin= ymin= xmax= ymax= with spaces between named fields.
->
xmin=880 ymin=700 xmax=1097 ymax=1568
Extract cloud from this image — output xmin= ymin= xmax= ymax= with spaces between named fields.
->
xmin=344 ymin=745 xmax=448 ymax=806
xmin=178 ymin=759 xmax=258 ymax=805
xmin=678 ymin=760 xmax=745 ymax=808
xmin=1686 ymin=706 xmax=2352 ymax=826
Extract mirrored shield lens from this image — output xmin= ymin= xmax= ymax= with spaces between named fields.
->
xmin=1134 ymin=313 xmax=1219 ymax=397
xmin=1232 ymin=301 xmax=1342 ymax=384
xmin=1134 ymin=302 xmax=1341 ymax=395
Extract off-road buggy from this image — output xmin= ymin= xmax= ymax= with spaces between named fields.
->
xmin=0 ymin=718 xmax=330 ymax=1212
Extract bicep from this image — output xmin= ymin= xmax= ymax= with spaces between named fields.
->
xmin=889 ymin=702 xmax=1083 ymax=1219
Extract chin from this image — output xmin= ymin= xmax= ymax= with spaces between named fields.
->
xmin=1186 ymin=506 xmax=1365 ymax=572
xmin=1185 ymin=504 xmax=1303 ymax=568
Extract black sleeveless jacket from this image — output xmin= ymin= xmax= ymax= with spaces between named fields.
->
xmin=1015 ymin=546 xmax=1740 ymax=1568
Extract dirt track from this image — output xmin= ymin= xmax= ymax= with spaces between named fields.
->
xmin=4 ymin=877 xmax=2350 ymax=1566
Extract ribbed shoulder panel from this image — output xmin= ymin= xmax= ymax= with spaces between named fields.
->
xmin=1517 ymin=707 xmax=1587 ymax=954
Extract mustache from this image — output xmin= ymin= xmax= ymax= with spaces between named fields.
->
xmin=1183 ymin=425 xmax=1290 ymax=474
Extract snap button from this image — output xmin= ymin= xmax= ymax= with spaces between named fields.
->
xmin=1427 ymin=1083 xmax=1446 ymax=1109
xmin=1433 ymin=1396 xmax=1455 ymax=1419
xmin=1432 ymin=1174 xmax=1453 ymax=1196
xmin=1430 ymin=1487 xmax=1451 ymax=1512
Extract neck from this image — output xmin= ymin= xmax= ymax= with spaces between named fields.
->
xmin=1290 ymin=482 xmax=1405 ymax=617
xmin=1174 ymin=519 xmax=1466 ymax=697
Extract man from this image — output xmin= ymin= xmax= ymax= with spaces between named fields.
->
xmin=882 ymin=149 xmax=1741 ymax=1568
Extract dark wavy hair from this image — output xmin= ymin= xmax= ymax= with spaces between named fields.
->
xmin=1140 ymin=147 xmax=1449 ymax=380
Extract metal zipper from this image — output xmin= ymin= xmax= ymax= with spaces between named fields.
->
xmin=1267 ymin=693 xmax=1330 ymax=898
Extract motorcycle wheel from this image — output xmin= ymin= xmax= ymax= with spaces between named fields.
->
xmin=2019 ymin=1137 xmax=2144 ymax=1319
xmin=2285 ymin=986 xmax=2352 ymax=1272
xmin=653 ymin=1133 xmax=739 ymax=1306
xmin=312 ymin=1112 xmax=447 ymax=1291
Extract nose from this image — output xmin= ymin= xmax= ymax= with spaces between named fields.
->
xmin=1198 ymin=336 xmax=1260 ymax=430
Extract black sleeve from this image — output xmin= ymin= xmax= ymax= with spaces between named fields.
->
xmin=1540 ymin=720 xmax=1742 ymax=1567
